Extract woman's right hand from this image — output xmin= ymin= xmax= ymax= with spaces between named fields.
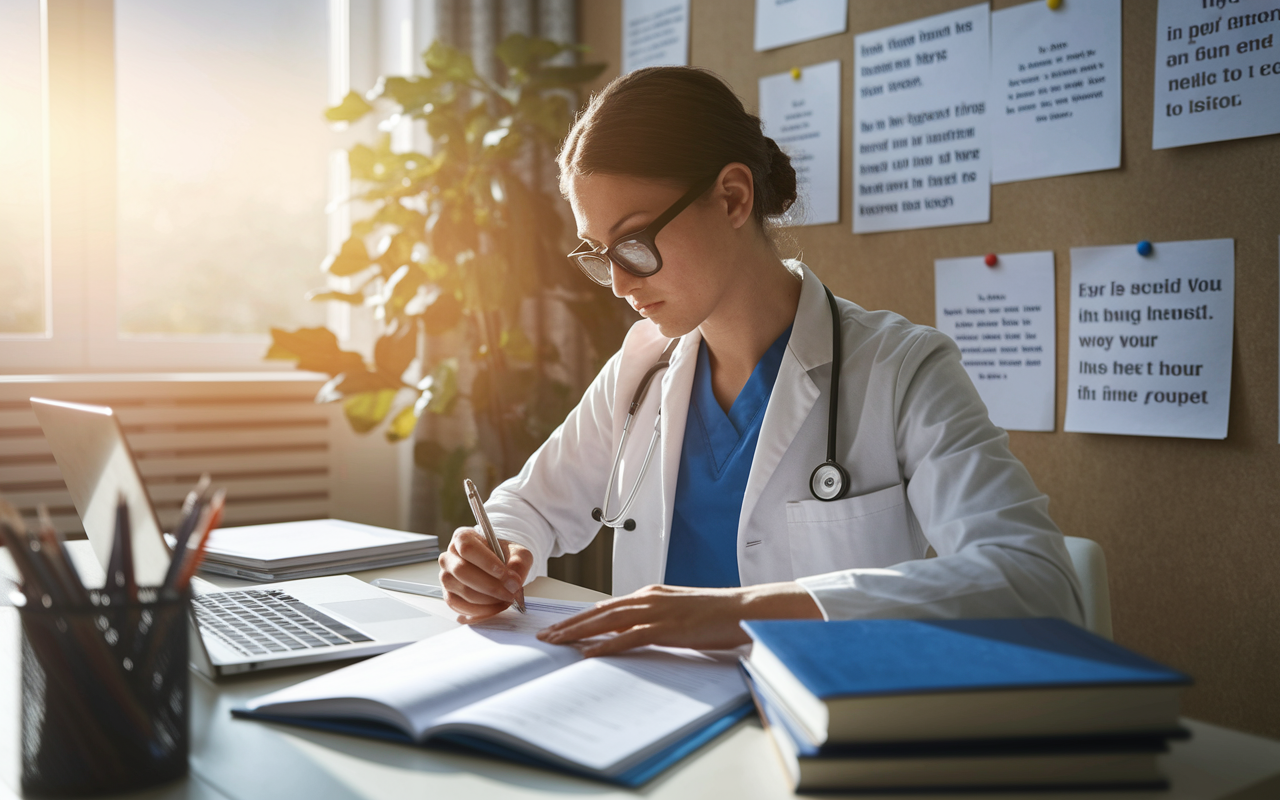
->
xmin=438 ymin=527 xmax=533 ymax=623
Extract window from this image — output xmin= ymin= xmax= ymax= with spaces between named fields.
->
xmin=0 ymin=0 xmax=389 ymax=372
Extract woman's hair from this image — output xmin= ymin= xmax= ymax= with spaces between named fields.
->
xmin=557 ymin=67 xmax=797 ymax=224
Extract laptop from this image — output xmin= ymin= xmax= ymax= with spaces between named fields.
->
xmin=30 ymin=397 xmax=456 ymax=678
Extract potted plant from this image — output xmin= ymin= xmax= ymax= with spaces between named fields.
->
xmin=267 ymin=35 xmax=630 ymax=531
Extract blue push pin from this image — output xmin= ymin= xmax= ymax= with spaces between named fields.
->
xmin=1137 ymin=240 xmax=1153 ymax=257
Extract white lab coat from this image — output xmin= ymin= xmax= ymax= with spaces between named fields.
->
xmin=485 ymin=262 xmax=1085 ymax=624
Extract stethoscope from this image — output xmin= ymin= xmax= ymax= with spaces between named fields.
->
xmin=592 ymin=287 xmax=849 ymax=531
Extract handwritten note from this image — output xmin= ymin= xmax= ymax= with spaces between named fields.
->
xmin=759 ymin=60 xmax=841 ymax=227
xmin=1065 ymin=240 xmax=1235 ymax=440
xmin=755 ymin=0 xmax=847 ymax=52
xmin=622 ymin=0 xmax=689 ymax=74
xmin=991 ymin=0 xmax=1122 ymax=184
xmin=853 ymin=3 xmax=991 ymax=233
xmin=935 ymin=252 xmax=1057 ymax=432
xmin=1153 ymin=0 xmax=1280 ymax=150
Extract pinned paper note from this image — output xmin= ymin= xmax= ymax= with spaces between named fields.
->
xmin=991 ymin=0 xmax=1122 ymax=184
xmin=935 ymin=252 xmax=1057 ymax=432
xmin=759 ymin=60 xmax=841 ymax=226
xmin=1065 ymin=239 xmax=1235 ymax=440
xmin=755 ymin=0 xmax=848 ymax=52
xmin=622 ymin=0 xmax=690 ymax=74
xmin=853 ymin=4 xmax=991 ymax=233
xmin=1153 ymin=0 xmax=1280 ymax=149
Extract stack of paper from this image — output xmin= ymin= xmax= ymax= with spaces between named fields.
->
xmin=189 ymin=519 xmax=438 ymax=581
xmin=739 ymin=618 xmax=1191 ymax=792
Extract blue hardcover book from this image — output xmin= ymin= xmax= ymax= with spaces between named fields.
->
xmin=741 ymin=662 xmax=1176 ymax=792
xmin=740 ymin=618 xmax=1191 ymax=746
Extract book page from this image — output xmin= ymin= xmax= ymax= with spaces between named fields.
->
xmin=431 ymin=648 xmax=747 ymax=775
xmin=245 ymin=601 xmax=591 ymax=737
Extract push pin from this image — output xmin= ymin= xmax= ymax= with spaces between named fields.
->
xmin=1137 ymin=240 xmax=1153 ymax=257
xmin=790 ymin=66 xmax=802 ymax=81
xmin=984 ymin=253 xmax=998 ymax=267
xmin=1047 ymin=0 xmax=1062 ymax=9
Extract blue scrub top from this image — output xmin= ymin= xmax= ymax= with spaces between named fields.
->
xmin=664 ymin=325 xmax=793 ymax=588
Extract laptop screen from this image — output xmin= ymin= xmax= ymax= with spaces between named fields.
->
xmin=31 ymin=398 xmax=172 ymax=587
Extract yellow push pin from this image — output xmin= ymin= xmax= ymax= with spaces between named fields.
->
xmin=1047 ymin=0 xmax=1062 ymax=9
xmin=790 ymin=66 xmax=802 ymax=81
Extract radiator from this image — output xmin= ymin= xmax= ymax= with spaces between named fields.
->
xmin=0 ymin=373 xmax=412 ymax=538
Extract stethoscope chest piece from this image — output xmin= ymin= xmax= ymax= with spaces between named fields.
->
xmin=810 ymin=460 xmax=849 ymax=502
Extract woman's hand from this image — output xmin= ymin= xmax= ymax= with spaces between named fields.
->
xmin=536 ymin=582 xmax=823 ymax=656
xmin=438 ymin=527 xmax=533 ymax=624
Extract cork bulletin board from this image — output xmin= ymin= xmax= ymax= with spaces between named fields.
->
xmin=580 ymin=1 xmax=1280 ymax=738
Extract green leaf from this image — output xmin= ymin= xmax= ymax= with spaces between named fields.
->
xmin=325 ymin=90 xmax=373 ymax=123
xmin=343 ymin=389 xmax=398 ymax=433
xmin=374 ymin=75 xmax=441 ymax=112
xmin=499 ymin=326 xmax=536 ymax=362
xmin=374 ymin=320 xmax=418 ymax=379
xmin=419 ymin=289 xmax=464 ymax=336
xmin=322 ymin=236 xmax=373 ymax=277
xmin=385 ymin=403 xmax=420 ymax=442
xmin=415 ymin=358 xmax=459 ymax=415
xmin=423 ymin=41 xmax=476 ymax=83
xmin=525 ymin=63 xmax=607 ymax=91
xmin=495 ymin=33 xmax=568 ymax=72
xmin=265 ymin=327 xmax=367 ymax=376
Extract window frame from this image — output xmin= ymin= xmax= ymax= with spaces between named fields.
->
xmin=0 ymin=0 xmax=402 ymax=374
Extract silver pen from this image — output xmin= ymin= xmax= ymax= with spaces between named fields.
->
xmin=464 ymin=478 xmax=526 ymax=613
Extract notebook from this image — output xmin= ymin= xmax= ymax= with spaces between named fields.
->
xmin=740 ymin=618 xmax=1191 ymax=746
xmin=234 ymin=598 xmax=751 ymax=786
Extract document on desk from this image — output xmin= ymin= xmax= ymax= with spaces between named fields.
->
xmin=235 ymin=599 xmax=750 ymax=786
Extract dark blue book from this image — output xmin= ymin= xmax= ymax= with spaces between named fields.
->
xmin=742 ymin=662 xmax=1177 ymax=792
xmin=740 ymin=618 xmax=1191 ymax=746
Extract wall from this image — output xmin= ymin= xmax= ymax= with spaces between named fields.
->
xmin=580 ymin=0 xmax=1280 ymax=739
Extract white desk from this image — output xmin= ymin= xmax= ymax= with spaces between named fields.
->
xmin=3 ymin=543 xmax=1279 ymax=800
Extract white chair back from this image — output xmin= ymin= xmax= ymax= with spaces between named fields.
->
xmin=1062 ymin=536 xmax=1113 ymax=640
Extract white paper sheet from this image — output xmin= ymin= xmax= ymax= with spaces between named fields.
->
xmin=853 ymin=3 xmax=991 ymax=233
xmin=1064 ymin=240 xmax=1235 ymax=440
xmin=759 ymin=60 xmax=842 ymax=227
xmin=991 ymin=0 xmax=1122 ymax=184
xmin=935 ymin=252 xmax=1057 ymax=432
xmin=622 ymin=0 xmax=690 ymax=74
xmin=1153 ymin=1 xmax=1280 ymax=150
xmin=754 ymin=0 xmax=847 ymax=52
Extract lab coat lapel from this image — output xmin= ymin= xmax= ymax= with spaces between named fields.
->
xmin=738 ymin=265 xmax=834 ymax=536
xmin=656 ymin=330 xmax=700 ymax=584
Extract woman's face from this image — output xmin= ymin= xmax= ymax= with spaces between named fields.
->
xmin=566 ymin=171 xmax=739 ymax=340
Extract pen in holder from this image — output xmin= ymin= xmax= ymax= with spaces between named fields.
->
xmin=3 ymin=479 xmax=220 ymax=796
xmin=18 ymin=589 xmax=192 ymax=796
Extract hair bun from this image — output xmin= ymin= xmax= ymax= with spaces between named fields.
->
xmin=761 ymin=136 xmax=797 ymax=217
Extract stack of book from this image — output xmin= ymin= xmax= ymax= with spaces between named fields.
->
xmin=182 ymin=518 xmax=439 ymax=581
xmin=739 ymin=618 xmax=1192 ymax=793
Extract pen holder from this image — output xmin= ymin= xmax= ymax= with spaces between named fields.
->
xmin=19 ymin=590 xmax=191 ymax=796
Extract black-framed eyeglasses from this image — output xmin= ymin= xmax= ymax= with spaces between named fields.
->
xmin=567 ymin=173 xmax=718 ymax=287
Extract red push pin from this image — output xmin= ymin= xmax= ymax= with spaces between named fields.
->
xmin=984 ymin=253 xmax=998 ymax=267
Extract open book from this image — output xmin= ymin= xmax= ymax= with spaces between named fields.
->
xmin=233 ymin=598 xmax=750 ymax=786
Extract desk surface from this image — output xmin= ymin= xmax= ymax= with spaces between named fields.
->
xmin=3 ymin=543 xmax=1280 ymax=800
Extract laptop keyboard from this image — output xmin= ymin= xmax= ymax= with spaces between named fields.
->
xmin=193 ymin=589 xmax=373 ymax=658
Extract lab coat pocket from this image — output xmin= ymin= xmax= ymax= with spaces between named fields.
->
xmin=785 ymin=483 xmax=915 ymax=577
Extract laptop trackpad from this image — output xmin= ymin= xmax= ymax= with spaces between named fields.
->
xmin=322 ymin=598 xmax=427 ymax=624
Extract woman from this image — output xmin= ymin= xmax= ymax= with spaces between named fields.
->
xmin=438 ymin=67 xmax=1083 ymax=656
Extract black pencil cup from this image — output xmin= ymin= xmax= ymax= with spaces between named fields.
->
xmin=19 ymin=590 xmax=191 ymax=796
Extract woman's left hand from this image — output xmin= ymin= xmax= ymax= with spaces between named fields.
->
xmin=535 ymin=582 xmax=823 ymax=656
